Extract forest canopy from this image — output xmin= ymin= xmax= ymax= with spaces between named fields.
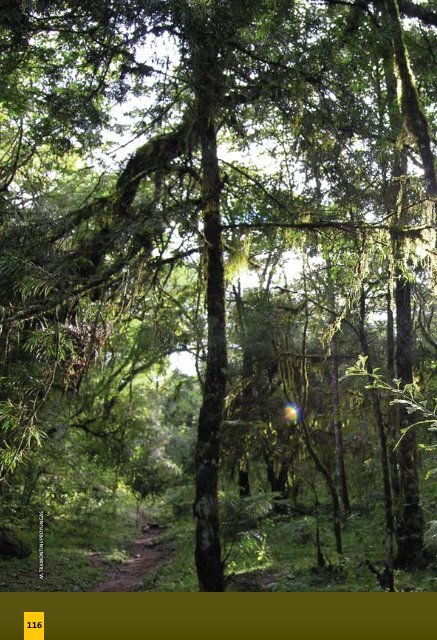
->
xmin=0 ymin=0 xmax=436 ymax=592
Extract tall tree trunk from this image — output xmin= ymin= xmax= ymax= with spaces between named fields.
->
xmin=381 ymin=42 xmax=402 ymax=511
xmin=326 ymin=265 xmax=350 ymax=515
xmin=390 ymin=145 xmax=424 ymax=568
xmin=358 ymin=287 xmax=395 ymax=591
xmin=390 ymin=143 xmax=424 ymax=568
xmin=193 ymin=77 xmax=227 ymax=592
xmin=382 ymin=3 xmax=436 ymax=565
xmin=394 ymin=259 xmax=424 ymax=568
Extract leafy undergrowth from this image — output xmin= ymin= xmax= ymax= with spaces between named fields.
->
xmin=136 ymin=490 xmax=437 ymax=592
xmin=227 ymin=507 xmax=437 ymax=592
xmin=0 ymin=498 xmax=138 ymax=592
xmin=2 ymin=488 xmax=437 ymax=592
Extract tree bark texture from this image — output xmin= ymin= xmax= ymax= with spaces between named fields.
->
xmin=381 ymin=8 xmax=433 ymax=564
xmin=385 ymin=0 xmax=437 ymax=202
xmin=394 ymin=265 xmax=424 ymax=567
xmin=392 ymin=148 xmax=424 ymax=568
xmin=193 ymin=76 xmax=227 ymax=592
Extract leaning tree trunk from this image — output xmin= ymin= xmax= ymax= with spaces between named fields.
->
xmin=193 ymin=76 xmax=227 ymax=592
xmin=385 ymin=0 xmax=437 ymax=200
xmin=300 ymin=262 xmax=342 ymax=553
xmin=301 ymin=422 xmax=343 ymax=555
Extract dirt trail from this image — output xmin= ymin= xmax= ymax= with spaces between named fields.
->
xmin=90 ymin=517 xmax=168 ymax=592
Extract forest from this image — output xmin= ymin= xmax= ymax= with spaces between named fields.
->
xmin=0 ymin=0 xmax=436 ymax=593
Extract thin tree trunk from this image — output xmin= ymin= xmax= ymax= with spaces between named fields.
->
xmin=380 ymin=40 xmax=402 ymax=513
xmin=331 ymin=329 xmax=351 ymax=514
xmin=326 ymin=264 xmax=350 ymax=515
xmin=193 ymin=76 xmax=227 ymax=592
xmin=301 ymin=422 xmax=343 ymax=555
xmin=300 ymin=259 xmax=342 ymax=554
xmin=386 ymin=252 xmax=401 ymax=504
xmin=358 ymin=287 xmax=395 ymax=591
xmin=233 ymin=285 xmax=253 ymax=499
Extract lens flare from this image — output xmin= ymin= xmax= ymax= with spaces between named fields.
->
xmin=284 ymin=402 xmax=301 ymax=424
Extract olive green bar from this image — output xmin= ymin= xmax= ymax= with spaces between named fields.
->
xmin=0 ymin=593 xmax=436 ymax=640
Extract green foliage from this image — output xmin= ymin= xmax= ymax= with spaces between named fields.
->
xmin=0 ymin=497 xmax=137 ymax=591
xmin=220 ymin=492 xmax=274 ymax=539
xmin=0 ymin=0 xmax=436 ymax=593
xmin=345 ymin=356 xmax=437 ymax=443
xmin=424 ymin=521 xmax=437 ymax=557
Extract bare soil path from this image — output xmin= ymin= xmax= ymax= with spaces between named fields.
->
xmin=90 ymin=517 xmax=168 ymax=592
